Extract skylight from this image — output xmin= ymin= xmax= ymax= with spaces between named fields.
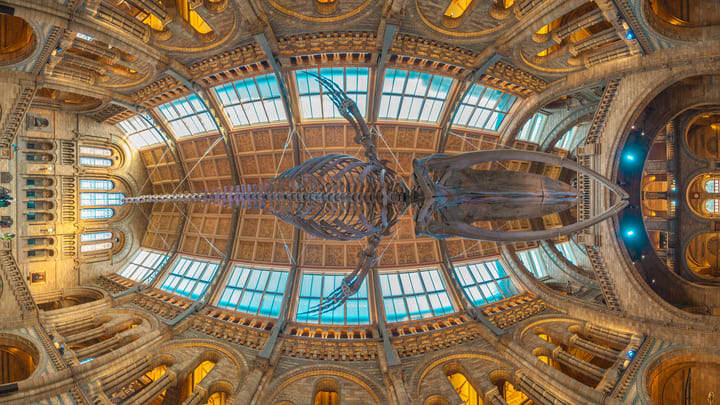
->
xmin=378 ymin=68 xmax=454 ymax=122
xmin=556 ymin=242 xmax=579 ymax=266
xmin=556 ymin=123 xmax=590 ymax=151
xmin=119 ymin=249 xmax=170 ymax=283
xmin=213 ymin=74 xmax=286 ymax=127
xmin=453 ymin=84 xmax=517 ymax=131
xmin=296 ymin=273 xmax=370 ymax=325
xmin=117 ymin=114 xmax=166 ymax=149
xmin=216 ymin=265 xmax=288 ymax=318
xmin=296 ymin=67 xmax=369 ymax=119
xmin=161 ymin=256 xmax=220 ymax=299
xmin=453 ymin=260 xmax=518 ymax=306
xmin=517 ymin=113 xmax=547 ymax=143
xmin=379 ymin=269 xmax=454 ymax=322
xmin=517 ymin=249 xmax=549 ymax=279
xmin=156 ymin=94 xmax=218 ymax=138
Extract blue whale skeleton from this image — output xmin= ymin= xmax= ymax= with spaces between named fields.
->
xmin=125 ymin=74 xmax=628 ymax=315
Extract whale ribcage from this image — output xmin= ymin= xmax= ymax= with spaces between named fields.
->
xmin=123 ymin=154 xmax=409 ymax=242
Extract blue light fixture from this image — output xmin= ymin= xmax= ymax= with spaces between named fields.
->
xmin=625 ymin=153 xmax=635 ymax=161
xmin=626 ymin=30 xmax=635 ymax=40
xmin=625 ymin=229 xmax=635 ymax=237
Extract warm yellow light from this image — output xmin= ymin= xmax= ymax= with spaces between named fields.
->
xmin=177 ymin=0 xmax=213 ymax=34
xmin=536 ymin=24 xmax=551 ymax=35
xmin=447 ymin=373 xmax=481 ymax=405
xmin=444 ymin=0 xmax=473 ymax=18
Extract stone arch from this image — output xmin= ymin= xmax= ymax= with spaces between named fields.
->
xmin=410 ymin=349 xmax=515 ymax=402
xmin=265 ymin=365 xmax=386 ymax=405
xmin=684 ymin=111 xmax=720 ymax=160
xmin=641 ymin=0 xmax=720 ymax=43
xmin=0 ymin=14 xmax=36 ymax=66
xmin=683 ymin=231 xmax=720 ymax=281
xmin=0 ymin=333 xmax=41 ymax=384
xmin=151 ymin=337 xmax=249 ymax=402
xmin=642 ymin=346 xmax=720 ymax=404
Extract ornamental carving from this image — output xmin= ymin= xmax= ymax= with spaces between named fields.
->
xmin=277 ymin=32 xmax=377 ymax=57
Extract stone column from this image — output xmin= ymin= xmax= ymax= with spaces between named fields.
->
xmin=553 ymin=349 xmax=605 ymax=381
xmin=126 ymin=369 xmax=177 ymax=405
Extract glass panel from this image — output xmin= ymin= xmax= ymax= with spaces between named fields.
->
xmin=452 ymin=84 xmax=517 ymax=131
xmin=79 ymin=157 xmax=112 ymax=167
xmin=160 ymin=256 xmax=220 ymax=299
xmin=213 ymin=74 xmax=287 ymax=127
xmin=80 ymin=192 xmax=125 ymax=207
xmin=378 ymin=69 xmax=454 ymax=123
xmin=155 ymin=95 xmax=218 ymax=138
xmin=453 ymin=259 xmax=517 ymax=306
xmin=117 ymin=114 xmax=166 ymax=149
xmin=517 ymin=113 xmax=548 ymax=143
xmin=80 ymin=208 xmax=113 ymax=219
xmin=80 ymin=231 xmax=112 ymax=242
xmin=295 ymin=67 xmax=370 ymax=119
xmin=706 ymin=199 xmax=719 ymax=213
xmin=215 ymin=265 xmax=288 ymax=318
xmin=79 ymin=146 xmax=112 ymax=156
xmin=80 ymin=179 xmax=113 ymax=191
xmin=296 ymin=272 xmax=369 ymax=325
xmin=378 ymin=269 xmax=455 ymax=322
xmin=706 ymin=179 xmax=720 ymax=193
xmin=119 ymin=249 xmax=170 ymax=282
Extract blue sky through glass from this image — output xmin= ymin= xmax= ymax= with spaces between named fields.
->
xmin=379 ymin=269 xmax=454 ymax=322
xmin=296 ymin=273 xmax=369 ymax=325
xmin=217 ymin=265 xmax=288 ymax=317
xmin=453 ymin=260 xmax=517 ymax=306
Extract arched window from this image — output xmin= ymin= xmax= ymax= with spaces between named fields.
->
xmin=705 ymin=179 xmax=720 ymax=193
xmin=206 ymin=392 xmax=228 ymax=405
xmin=79 ymin=146 xmax=111 ymax=156
xmin=313 ymin=379 xmax=339 ymax=405
xmin=81 ymin=208 xmax=114 ymax=220
xmin=80 ymin=192 xmax=124 ymax=206
xmin=181 ymin=360 xmax=216 ymax=402
xmin=706 ymin=199 xmax=720 ymax=213
xmin=79 ymin=157 xmax=112 ymax=167
xmin=80 ymin=242 xmax=112 ymax=253
xmin=80 ymin=179 xmax=113 ymax=190
xmin=447 ymin=372 xmax=481 ymax=405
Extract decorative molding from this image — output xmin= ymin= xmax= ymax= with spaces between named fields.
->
xmin=191 ymin=312 xmax=269 ymax=350
xmin=279 ymin=335 xmax=378 ymax=361
xmin=483 ymin=61 xmax=548 ymax=96
xmin=481 ymin=293 xmax=547 ymax=329
xmin=277 ymin=31 xmax=377 ymax=57
xmin=390 ymin=34 xmax=477 ymax=69
xmin=0 ymin=251 xmax=38 ymax=313
xmin=0 ymin=84 xmax=37 ymax=158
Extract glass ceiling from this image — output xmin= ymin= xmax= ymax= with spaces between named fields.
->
xmin=116 ymin=68 xmax=536 ymax=150
xmin=111 ymin=67 xmax=590 ymax=326
xmin=114 ymin=250 xmax=593 ymax=325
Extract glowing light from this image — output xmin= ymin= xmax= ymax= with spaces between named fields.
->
xmin=625 ymin=30 xmax=636 ymax=40
xmin=625 ymin=229 xmax=635 ymax=237
xmin=625 ymin=154 xmax=635 ymax=161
